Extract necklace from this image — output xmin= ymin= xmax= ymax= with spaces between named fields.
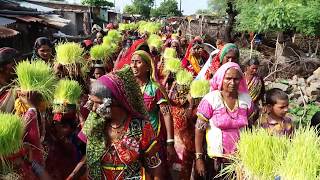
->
xmin=220 ymin=93 xmax=239 ymax=120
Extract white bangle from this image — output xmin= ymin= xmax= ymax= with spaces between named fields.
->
xmin=166 ymin=139 xmax=174 ymax=143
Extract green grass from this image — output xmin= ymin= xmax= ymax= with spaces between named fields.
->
xmin=176 ymin=69 xmax=193 ymax=86
xmin=190 ymin=79 xmax=210 ymax=98
xmin=54 ymin=79 xmax=82 ymax=105
xmin=55 ymin=42 xmax=84 ymax=65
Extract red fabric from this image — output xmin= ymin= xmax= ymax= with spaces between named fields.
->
xmin=205 ymin=51 xmax=222 ymax=79
xmin=23 ymin=108 xmax=44 ymax=165
xmin=83 ymin=40 xmax=93 ymax=47
xmin=114 ymin=39 xmax=145 ymax=70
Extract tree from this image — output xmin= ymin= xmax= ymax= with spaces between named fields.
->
xmin=123 ymin=0 xmax=154 ymax=18
xmin=81 ymin=0 xmax=114 ymax=7
xmin=150 ymin=0 xmax=182 ymax=18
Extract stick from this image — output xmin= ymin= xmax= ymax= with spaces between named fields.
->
xmin=298 ymin=86 xmax=307 ymax=125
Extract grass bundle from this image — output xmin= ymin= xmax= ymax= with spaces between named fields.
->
xmin=138 ymin=22 xmax=161 ymax=35
xmin=107 ymin=30 xmax=122 ymax=43
xmin=163 ymin=48 xmax=177 ymax=59
xmin=54 ymin=79 xmax=82 ymax=105
xmin=147 ymin=34 xmax=163 ymax=50
xmin=0 ymin=113 xmax=24 ymax=157
xmin=90 ymin=44 xmax=112 ymax=61
xmin=55 ymin=42 xmax=84 ymax=65
xmin=278 ymin=127 xmax=320 ymax=179
xmin=16 ymin=60 xmax=56 ymax=102
xmin=102 ymin=36 xmax=118 ymax=52
xmin=176 ymin=69 xmax=193 ymax=86
xmin=190 ymin=79 xmax=210 ymax=98
xmin=164 ymin=57 xmax=182 ymax=73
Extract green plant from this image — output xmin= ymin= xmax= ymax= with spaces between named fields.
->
xmin=15 ymin=60 xmax=56 ymax=102
xmin=164 ymin=57 xmax=182 ymax=73
xmin=176 ymin=69 xmax=193 ymax=86
xmin=55 ymin=42 xmax=84 ymax=65
xmin=54 ymin=79 xmax=82 ymax=105
xmin=190 ymin=79 xmax=210 ymax=98
xmin=289 ymin=102 xmax=320 ymax=127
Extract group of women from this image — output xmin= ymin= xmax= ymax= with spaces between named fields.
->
xmin=0 ymin=22 xmax=280 ymax=180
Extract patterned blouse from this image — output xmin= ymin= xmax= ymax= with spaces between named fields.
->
xmin=259 ymin=114 xmax=293 ymax=136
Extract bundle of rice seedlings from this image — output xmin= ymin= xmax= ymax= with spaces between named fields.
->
xmin=278 ymin=127 xmax=320 ymax=180
xmin=90 ymin=44 xmax=114 ymax=62
xmin=164 ymin=57 xmax=182 ymax=73
xmin=54 ymin=79 xmax=82 ymax=105
xmin=190 ymin=79 xmax=210 ymax=98
xmin=107 ymin=30 xmax=122 ymax=43
xmin=220 ymin=129 xmax=289 ymax=180
xmin=15 ymin=60 xmax=56 ymax=102
xmin=138 ymin=22 xmax=161 ymax=34
xmin=163 ymin=48 xmax=177 ymax=59
xmin=147 ymin=34 xmax=163 ymax=50
xmin=55 ymin=42 xmax=84 ymax=65
xmin=102 ymin=36 xmax=118 ymax=52
xmin=176 ymin=69 xmax=193 ymax=86
xmin=0 ymin=113 xmax=24 ymax=157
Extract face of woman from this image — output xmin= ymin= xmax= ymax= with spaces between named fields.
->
xmin=130 ymin=54 xmax=150 ymax=78
xmin=37 ymin=45 xmax=52 ymax=61
xmin=247 ymin=64 xmax=259 ymax=76
xmin=94 ymin=68 xmax=105 ymax=79
xmin=222 ymin=68 xmax=241 ymax=93
xmin=222 ymin=50 xmax=239 ymax=64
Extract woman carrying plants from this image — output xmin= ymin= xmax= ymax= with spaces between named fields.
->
xmin=195 ymin=62 xmax=253 ymax=178
xmin=45 ymin=80 xmax=86 ymax=179
xmin=168 ymin=69 xmax=194 ymax=180
xmin=31 ymin=37 xmax=54 ymax=62
xmin=80 ymin=66 xmax=166 ymax=179
xmin=130 ymin=50 xmax=177 ymax=174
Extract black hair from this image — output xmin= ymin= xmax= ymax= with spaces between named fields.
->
xmin=33 ymin=37 xmax=54 ymax=50
xmin=264 ymin=88 xmax=288 ymax=106
xmin=247 ymin=57 xmax=260 ymax=66
xmin=310 ymin=111 xmax=320 ymax=134
xmin=0 ymin=47 xmax=20 ymax=66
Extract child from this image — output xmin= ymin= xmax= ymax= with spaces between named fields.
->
xmin=259 ymin=88 xmax=294 ymax=136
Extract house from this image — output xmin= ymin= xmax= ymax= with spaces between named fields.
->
xmin=0 ymin=0 xmax=70 ymax=54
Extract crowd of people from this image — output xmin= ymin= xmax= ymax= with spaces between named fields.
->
xmin=0 ymin=21 xmax=317 ymax=180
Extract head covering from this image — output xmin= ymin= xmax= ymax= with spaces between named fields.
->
xmin=219 ymin=43 xmax=239 ymax=63
xmin=210 ymin=62 xmax=248 ymax=93
xmin=182 ymin=37 xmax=203 ymax=67
xmin=114 ymin=39 xmax=146 ymax=70
xmin=98 ymin=66 xmax=147 ymax=119
xmin=0 ymin=47 xmax=19 ymax=66
xmin=133 ymin=50 xmax=158 ymax=82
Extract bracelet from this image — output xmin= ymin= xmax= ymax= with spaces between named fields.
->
xmin=195 ymin=153 xmax=204 ymax=160
xmin=166 ymin=139 xmax=174 ymax=143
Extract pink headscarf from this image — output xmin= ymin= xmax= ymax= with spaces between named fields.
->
xmin=210 ymin=62 xmax=248 ymax=93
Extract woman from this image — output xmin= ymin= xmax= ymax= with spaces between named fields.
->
xmin=130 ymin=50 xmax=177 ymax=169
xmin=168 ymin=71 xmax=195 ymax=180
xmin=244 ymin=58 xmax=265 ymax=125
xmin=182 ymin=37 xmax=209 ymax=76
xmin=45 ymin=80 xmax=85 ymax=179
xmin=195 ymin=62 xmax=253 ymax=178
xmin=206 ymin=43 xmax=240 ymax=79
xmin=81 ymin=66 xmax=165 ymax=179
xmin=31 ymin=37 xmax=54 ymax=62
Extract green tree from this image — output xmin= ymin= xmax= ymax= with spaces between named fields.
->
xmin=150 ymin=0 xmax=182 ymax=18
xmin=81 ymin=0 xmax=114 ymax=7
xmin=123 ymin=0 xmax=154 ymax=18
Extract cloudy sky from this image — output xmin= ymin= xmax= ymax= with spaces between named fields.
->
xmin=67 ymin=0 xmax=207 ymax=15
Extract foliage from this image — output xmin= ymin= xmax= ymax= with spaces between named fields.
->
xmin=289 ymin=102 xmax=320 ymax=127
xmin=81 ymin=0 xmax=114 ymax=7
xmin=220 ymin=128 xmax=320 ymax=179
xmin=163 ymin=48 xmax=177 ymax=59
xmin=55 ymin=42 xmax=84 ymax=65
xmin=150 ymin=0 xmax=182 ymax=18
xmin=16 ymin=60 xmax=56 ymax=102
xmin=278 ymin=127 xmax=320 ymax=179
xmin=176 ymin=69 xmax=193 ymax=85
xmin=147 ymin=34 xmax=163 ymax=50
xmin=164 ymin=57 xmax=182 ymax=73
xmin=54 ymin=79 xmax=82 ymax=105
xmin=123 ymin=0 xmax=154 ymax=18
xmin=0 ymin=113 xmax=24 ymax=157
xmin=190 ymin=79 xmax=210 ymax=98
xmin=138 ymin=22 xmax=161 ymax=34
xmin=207 ymin=0 xmax=228 ymax=16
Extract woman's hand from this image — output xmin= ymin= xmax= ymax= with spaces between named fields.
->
xmin=196 ymin=159 xmax=206 ymax=177
xmin=166 ymin=145 xmax=178 ymax=163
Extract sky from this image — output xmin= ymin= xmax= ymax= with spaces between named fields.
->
xmin=67 ymin=0 xmax=207 ymax=15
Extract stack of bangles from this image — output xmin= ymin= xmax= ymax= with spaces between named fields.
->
xmin=195 ymin=152 xmax=204 ymax=160
xmin=166 ymin=139 xmax=174 ymax=146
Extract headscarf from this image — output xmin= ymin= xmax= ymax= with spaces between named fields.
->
xmin=182 ymin=37 xmax=203 ymax=67
xmin=132 ymin=50 xmax=169 ymax=100
xmin=98 ymin=66 xmax=147 ymax=119
xmin=114 ymin=39 xmax=146 ymax=70
xmin=210 ymin=62 xmax=248 ymax=93
xmin=219 ymin=43 xmax=239 ymax=63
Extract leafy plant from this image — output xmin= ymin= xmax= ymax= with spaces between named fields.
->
xmin=289 ymin=102 xmax=320 ymax=127
xmin=55 ymin=42 xmax=84 ymax=65
xmin=54 ymin=79 xmax=82 ymax=105
xmin=176 ymin=69 xmax=193 ymax=86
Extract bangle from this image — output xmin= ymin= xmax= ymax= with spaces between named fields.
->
xmin=166 ymin=139 xmax=174 ymax=143
xmin=195 ymin=153 xmax=204 ymax=160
